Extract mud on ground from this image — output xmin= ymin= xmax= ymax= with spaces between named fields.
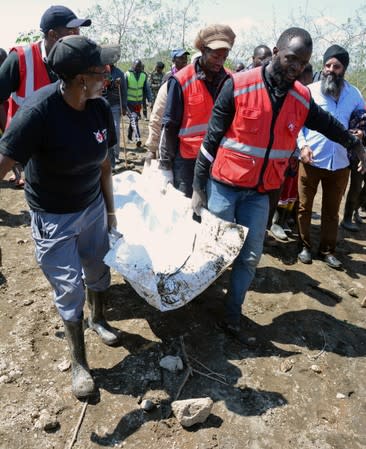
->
xmin=0 ymin=120 xmax=366 ymax=449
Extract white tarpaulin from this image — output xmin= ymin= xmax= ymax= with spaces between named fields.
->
xmin=104 ymin=166 xmax=248 ymax=311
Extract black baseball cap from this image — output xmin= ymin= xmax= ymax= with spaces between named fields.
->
xmin=48 ymin=35 xmax=120 ymax=77
xmin=40 ymin=5 xmax=91 ymax=33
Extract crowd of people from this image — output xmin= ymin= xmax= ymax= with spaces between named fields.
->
xmin=0 ymin=5 xmax=365 ymax=399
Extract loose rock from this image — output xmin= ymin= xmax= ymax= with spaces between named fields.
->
xmin=336 ymin=393 xmax=346 ymax=399
xmin=280 ymin=359 xmax=294 ymax=373
xmin=361 ymin=296 xmax=366 ymax=308
xmin=57 ymin=360 xmax=71 ymax=372
xmin=310 ymin=364 xmax=322 ymax=373
xmin=347 ymin=288 xmax=358 ymax=298
xmin=159 ymin=355 xmax=183 ymax=372
xmin=140 ymin=399 xmax=154 ymax=411
xmin=171 ymin=397 xmax=213 ymax=427
xmin=34 ymin=409 xmax=59 ymax=431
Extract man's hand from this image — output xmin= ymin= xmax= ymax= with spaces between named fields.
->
xmin=191 ymin=189 xmax=207 ymax=216
xmin=300 ymin=145 xmax=313 ymax=164
xmin=349 ymin=128 xmax=364 ymax=141
xmin=144 ymin=149 xmax=156 ymax=167
xmin=159 ymin=168 xmax=174 ymax=194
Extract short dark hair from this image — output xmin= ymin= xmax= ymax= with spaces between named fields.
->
xmin=276 ymin=27 xmax=312 ymax=51
xmin=253 ymin=45 xmax=271 ymax=57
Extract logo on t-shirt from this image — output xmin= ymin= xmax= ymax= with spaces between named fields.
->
xmin=94 ymin=129 xmax=108 ymax=143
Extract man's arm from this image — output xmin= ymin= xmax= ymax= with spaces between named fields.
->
xmin=0 ymin=51 xmax=20 ymax=103
xmin=0 ymin=153 xmax=16 ymax=180
xmin=193 ymin=77 xmax=236 ymax=191
xmin=145 ymin=82 xmax=168 ymax=154
xmin=158 ymin=77 xmax=183 ymax=170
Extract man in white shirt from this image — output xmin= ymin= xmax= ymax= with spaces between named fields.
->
xmin=297 ymin=45 xmax=364 ymax=269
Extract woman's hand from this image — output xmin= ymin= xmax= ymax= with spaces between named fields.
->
xmin=107 ymin=212 xmax=117 ymax=231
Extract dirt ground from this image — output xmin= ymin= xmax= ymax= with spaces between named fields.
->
xmin=1 ymin=119 xmax=366 ymax=449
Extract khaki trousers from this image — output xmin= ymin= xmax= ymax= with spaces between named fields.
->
xmin=297 ymin=162 xmax=350 ymax=254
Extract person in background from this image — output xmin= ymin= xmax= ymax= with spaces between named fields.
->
xmin=162 ymin=48 xmax=190 ymax=83
xmin=0 ymin=36 xmax=121 ymax=399
xmin=270 ymin=62 xmax=314 ymax=241
xmin=145 ymin=55 xmax=189 ymax=162
xmin=246 ymin=44 xmax=272 ymax=70
xmin=0 ymin=48 xmax=8 ymax=136
xmin=149 ymin=61 xmax=165 ymax=107
xmin=297 ymin=45 xmax=365 ymax=268
xmin=341 ymin=109 xmax=366 ymax=231
xmin=141 ymin=62 xmax=150 ymax=120
xmin=125 ymin=59 xmax=151 ymax=146
xmin=0 ymin=48 xmax=8 ymax=268
xmin=191 ymin=28 xmax=365 ymax=340
xmin=0 ymin=5 xmax=91 ymax=188
xmin=235 ymin=62 xmax=245 ymax=72
xmin=104 ymin=62 xmax=127 ymax=169
xmin=158 ymin=24 xmax=236 ymax=197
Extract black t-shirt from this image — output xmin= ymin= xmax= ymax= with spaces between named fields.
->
xmin=0 ymin=81 xmax=116 ymax=213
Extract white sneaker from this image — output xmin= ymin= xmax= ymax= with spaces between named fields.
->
xmin=270 ymin=223 xmax=288 ymax=241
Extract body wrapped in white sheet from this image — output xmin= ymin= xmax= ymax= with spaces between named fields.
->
xmin=104 ymin=166 xmax=247 ymax=311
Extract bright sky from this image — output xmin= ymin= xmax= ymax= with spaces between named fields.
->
xmin=0 ymin=0 xmax=364 ymax=51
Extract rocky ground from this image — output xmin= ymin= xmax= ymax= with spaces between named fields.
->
xmin=1 ymin=119 xmax=366 ymax=449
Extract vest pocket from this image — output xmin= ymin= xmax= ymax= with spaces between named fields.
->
xmin=213 ymin=148 xmax=261 ymax=187
xmin=187 ymin=94 xmax=205 ymax=117
xmin=238 ymin=108 xmax=262 ymax=134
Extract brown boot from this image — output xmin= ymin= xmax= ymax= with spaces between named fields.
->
xmin=63 ymin=319 xmax=95 ymax=399
xmin=86 ymin=289 xmax=120 ymax=346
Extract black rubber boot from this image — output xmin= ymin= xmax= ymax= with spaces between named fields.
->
xmin=86 ymin=289 xmax=120 ymax=346
xmin=63 ymin=319 xmax=95 ymax=399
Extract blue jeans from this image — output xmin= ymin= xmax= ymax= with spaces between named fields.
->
xmin=173 ymin=154 xmax=195 ymax=198
xmin=207 ymin=179 xmax=269 ymax=324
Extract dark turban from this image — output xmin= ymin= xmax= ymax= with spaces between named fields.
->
xmin=323 ymin=44 xmax=349 ymax=69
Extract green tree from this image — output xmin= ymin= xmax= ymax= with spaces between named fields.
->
xmin=15 ymin=29 xmax=41 ymax=45
xmin=82 ymin=0 xmax=201 ymax=64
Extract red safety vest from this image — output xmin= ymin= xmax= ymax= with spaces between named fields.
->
xmin=175 ymin=64 xmax=219 ymax=159
xmin=211 ymin=67 xmax=310 ymax=192
xmin=6 ymin=42 xmax=51 ymax=127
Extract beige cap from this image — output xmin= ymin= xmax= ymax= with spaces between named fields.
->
xmin=194 ymin=24 xmax=236 ymax=51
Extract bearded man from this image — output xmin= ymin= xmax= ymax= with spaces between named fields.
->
xmin=297 ymin=45 xmax=365 ymax=269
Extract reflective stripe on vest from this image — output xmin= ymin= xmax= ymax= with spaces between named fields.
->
xmin=220 ymin=137 xmax=293 ymax=159
xmin=11 ymin=46 xmax=35 ymax=107
xmin=7 ymin=43 xmax=50 ymax=127
xmin=181 ymin=74 xmax=198 ymax=92
xmin=178 ymin=123 xmax=208 ymax=137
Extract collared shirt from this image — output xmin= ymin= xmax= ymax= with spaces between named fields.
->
xmin=297 ymin=80 xmax=365 ymax=170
